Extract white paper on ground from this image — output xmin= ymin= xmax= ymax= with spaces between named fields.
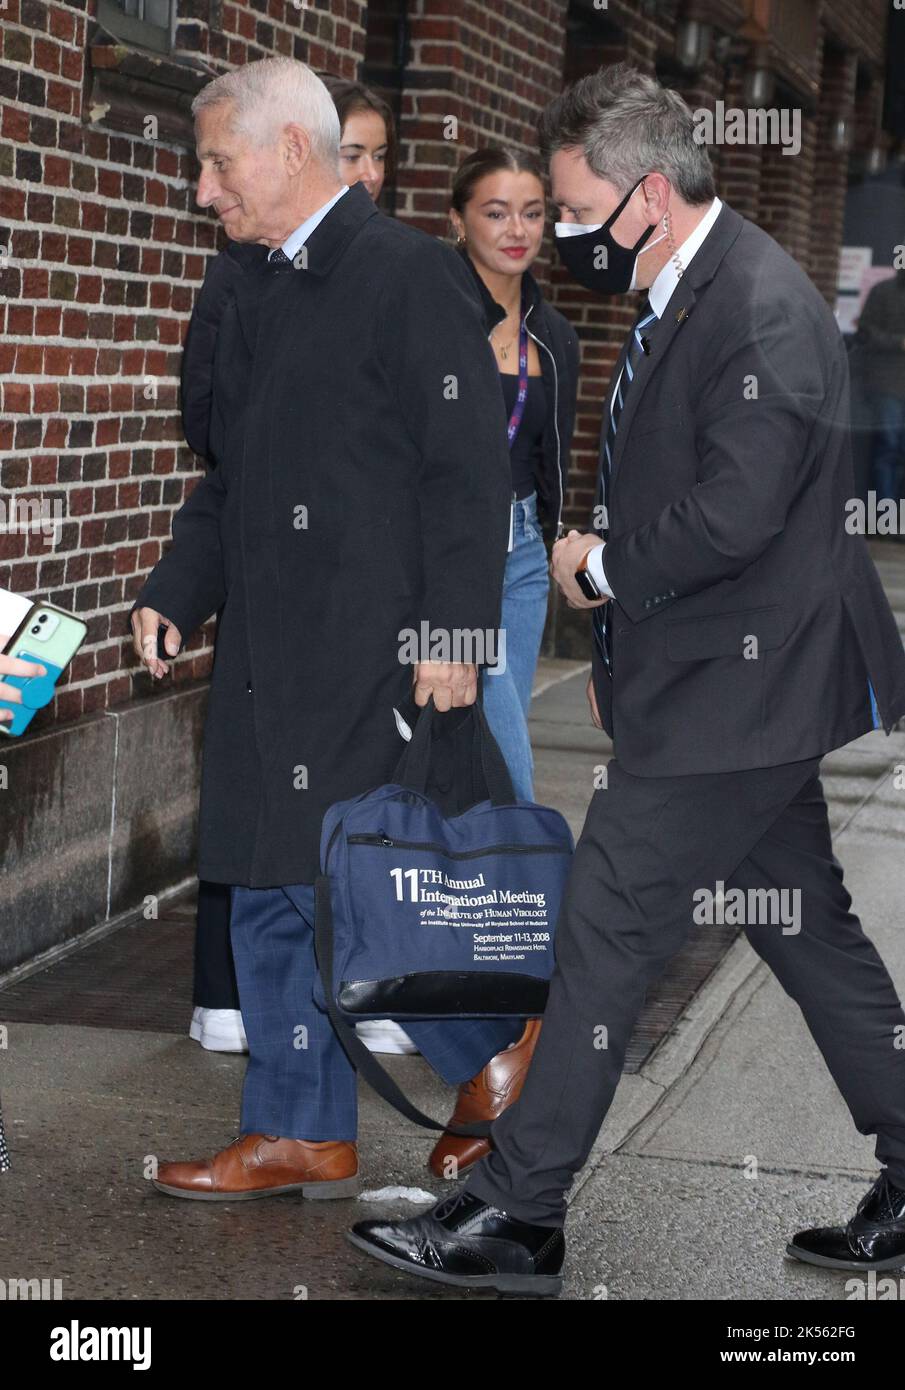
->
xmin=358 ymin=1186 xmax=435 ymax=1203
xmin=0 ymin=587 xmax=33 ymax=644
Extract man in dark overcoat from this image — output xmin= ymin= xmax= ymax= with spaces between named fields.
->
xmin=131 ymin=57 xmax=527 ymax=1198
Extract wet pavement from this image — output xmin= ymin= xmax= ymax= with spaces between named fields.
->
xmin=1 ymin=541 xmax=904 ymax=1300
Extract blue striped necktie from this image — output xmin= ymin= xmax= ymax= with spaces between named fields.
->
xmin=594 ymin=300 xmax=658 ymax=672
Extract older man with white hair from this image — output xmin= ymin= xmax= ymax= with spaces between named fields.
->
xmin=130 ymin=57 xmax=529 ymax=1199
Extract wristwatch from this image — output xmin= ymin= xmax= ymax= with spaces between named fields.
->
xmin=575 ymin=548 xmax=602 ymax=601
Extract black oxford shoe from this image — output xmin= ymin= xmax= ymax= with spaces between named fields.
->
xmin=787 ymin=1171 xmax=905 ymax=1271
xmin=348 ymin=1188 xmax=565 ymax=1295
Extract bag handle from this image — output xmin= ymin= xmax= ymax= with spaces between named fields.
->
xmin=313 ymin=876 xmax=492 ymax=1137
xmin=392 ymin=695 xmax=516 ymax=808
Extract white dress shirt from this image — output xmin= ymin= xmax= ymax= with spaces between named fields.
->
xmin=586 ymin=197 xmax=723 ymax=597
xmin=267 ymin=183 xmax=350 ymax=263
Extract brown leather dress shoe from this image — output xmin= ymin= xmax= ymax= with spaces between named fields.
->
xmin=152 ymin=1134 xmax=359 ymax=1201
xmin=428 ymin=1019 xmax=541 ymax=1179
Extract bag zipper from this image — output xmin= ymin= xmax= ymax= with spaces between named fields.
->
xmin=347 ymin=833 xmax=569 ymax=858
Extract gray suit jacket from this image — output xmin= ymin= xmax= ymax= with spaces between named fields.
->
xmin=593 ymin=202 xmax=905 ymax=775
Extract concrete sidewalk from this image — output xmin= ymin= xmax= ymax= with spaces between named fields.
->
xmin=520 ymin=652 xmax=905 ymax=1301
xmin=2 ymin=557 xmax=905 ymax=1299
xmin=570 ymin=719 xmax=905 ymax=1300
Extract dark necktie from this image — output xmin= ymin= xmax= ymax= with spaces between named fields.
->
xmin=593 ymin=300 xmax=658 ymax=672
xmin=268 ymin=246 xmax=293 ymax=272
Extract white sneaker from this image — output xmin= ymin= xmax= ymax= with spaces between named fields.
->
xmin=189 ymin=1007 xmax=249 ymax=1053
xmin=355 ymin=1019 xmax=419 ymax=1055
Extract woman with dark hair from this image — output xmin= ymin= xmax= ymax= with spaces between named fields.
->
xmin=315 ymin=75 xmax=395 ymax=202
xmin=419 ymin=154 xmax=581 ymax=1182
xmin=449 ymin=148 xmax=580 ymax=800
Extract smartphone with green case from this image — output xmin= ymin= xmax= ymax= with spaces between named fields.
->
xmin=0 ymin=603 xmax=88 ymax=736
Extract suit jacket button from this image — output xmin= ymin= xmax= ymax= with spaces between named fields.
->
xmin=246 ymin=680 xmax=252 ymax=693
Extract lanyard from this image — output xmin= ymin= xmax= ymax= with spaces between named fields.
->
xmin=505 ymin=282 xmax=530 ymax=450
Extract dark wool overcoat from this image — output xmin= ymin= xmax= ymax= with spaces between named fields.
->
xmin=134 ymin=182 xmax=512 ymax=885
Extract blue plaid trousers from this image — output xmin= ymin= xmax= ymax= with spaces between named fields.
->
xmin=230 ymin=883 xmax=523 ymax=1140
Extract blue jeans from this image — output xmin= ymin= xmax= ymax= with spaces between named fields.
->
xmin=482 ymin=492 xmax=550 ymax=801
xmin=871 ymin=395 xmax=905 ymax=501
xmin=230 ymin=883 xmax=522 ymax=1140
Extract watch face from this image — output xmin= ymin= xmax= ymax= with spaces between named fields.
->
xmin=575 ymin=567 xmax=601 ymax=601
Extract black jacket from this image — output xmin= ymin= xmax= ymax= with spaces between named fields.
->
xmin=133 ymin=181 xmax=512 ymax=885
xmin=183 ymin=240 xmax=582 ymax=539
xmin=457 ymin=247 xmax=580 ymax=539
xmin=592 ymin=201 xmax=905 ymax=774
xmin=855 ymin=271 xmax=905 ymax=399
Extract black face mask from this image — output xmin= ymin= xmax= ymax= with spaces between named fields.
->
xmin=554 ymin=177 xmax=658 ymax=295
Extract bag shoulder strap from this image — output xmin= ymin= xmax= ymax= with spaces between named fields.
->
xmin=313 ymin=876 xmax=491 ymax=1137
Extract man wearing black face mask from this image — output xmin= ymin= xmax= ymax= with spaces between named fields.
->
xmin=552 ymin=170 xmax=672 ymax=295
xmin=348 ymin=63 xmax=905 ymax=1297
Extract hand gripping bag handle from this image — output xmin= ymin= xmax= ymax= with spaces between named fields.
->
xmin=392 ymin=695 xmax=516 ymax=808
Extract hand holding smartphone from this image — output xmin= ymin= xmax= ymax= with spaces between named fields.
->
xmin=0 ymin=600 xmax=87 ymax=736
xmin=0 ymin=647 xmax=48 ymax=727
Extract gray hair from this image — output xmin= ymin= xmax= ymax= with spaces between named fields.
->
xmin=192 ymin=56 xmax=341 ymax=170
xmin=539 ymin=63 xmax=715 ymax=206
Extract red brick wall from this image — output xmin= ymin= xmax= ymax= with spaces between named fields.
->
xmin=809 ymin=43 xmax=858 ymax=301
xmin=0 ymin=0 xmax=367 ymax=727
xmin=390 ymin=0 xmax=568 ymax=235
